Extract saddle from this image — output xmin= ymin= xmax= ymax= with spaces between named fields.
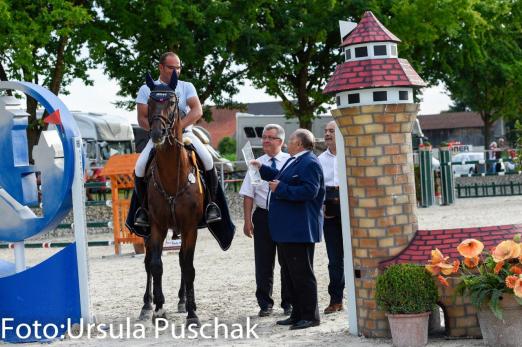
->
xmin=125 ymin=144 xmax=236 ymax=251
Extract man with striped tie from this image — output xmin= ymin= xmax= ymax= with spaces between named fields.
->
xmin=239 ymin=124 xmax=292 ymax=317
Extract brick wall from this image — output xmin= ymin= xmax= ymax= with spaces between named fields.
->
xmin=331 ymin=103 xmax=419 ymax=337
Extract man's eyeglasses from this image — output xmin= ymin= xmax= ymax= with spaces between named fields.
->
xmin=163 ymin=64 xmax=181 ymax=70
xmin=262 ymin=136 xmax=281 ymax=141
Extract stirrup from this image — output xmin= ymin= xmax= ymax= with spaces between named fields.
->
xmin=135 ymin=207 xmax=150 ymax=227
xmin=205 ymin=202 xmax=222 ymax=223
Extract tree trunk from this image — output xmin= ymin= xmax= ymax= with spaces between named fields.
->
xmin=49 ymin=35 xmax=69 ymax=95
xmin=482 ymin=112 xmax=493 ymax=148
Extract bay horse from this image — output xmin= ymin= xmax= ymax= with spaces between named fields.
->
xmin=139 ymin=71 xmax=204 ymax=326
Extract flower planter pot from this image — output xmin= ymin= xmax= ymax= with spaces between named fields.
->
xmin=477 ymin=294 xmax=522 ymax=347
xmin=386 ymin=312 xmax=430 ymax=347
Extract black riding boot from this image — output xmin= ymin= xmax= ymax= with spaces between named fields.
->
xmin=205 ymin=168 xmax=222 ymax=223
xmin=134 ymin=176 xmax=150 ymax=227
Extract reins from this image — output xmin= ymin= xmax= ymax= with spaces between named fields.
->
xmin=148 ymin=91 xmax=194 ymax=233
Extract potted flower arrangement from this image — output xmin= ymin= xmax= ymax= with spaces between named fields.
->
xmin=425 ymin=237 xmax=522 ymax=347
xmin=375 ymin=264 xmax=439 ymax=347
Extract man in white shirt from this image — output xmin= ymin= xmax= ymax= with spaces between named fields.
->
xmin=318 ymin=121 xmax=344 ymax=314
xmin=239 ymin=124 xmax=292 ymax=317
xmin=133 ymin=51 xmax=221 ymax=227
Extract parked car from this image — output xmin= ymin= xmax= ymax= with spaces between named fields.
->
xmin=452 ymin=152 xmax=485 ymax=176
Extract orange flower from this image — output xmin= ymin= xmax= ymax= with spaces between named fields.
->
xmin=492 ymin=240 xmax=521 ymax=262
xmin=429 ymin=249 xmax=446 ymax=264
xmin=437 ymin=275 xmax=449 ymax=287
xmin=425 ymin=249 xmax=454 ymax=276
xmin=514 ymin=278 xmax=522 ymax=298
xmin=494 ymin=261 xmax=505 ymax=274
xmin=457 ymin=239 xmax=484 ymax=258
xmin=506 ymin=275 xmax=518 ymax=289
xmin=452 ymin=260 xmax=460 ymax=273
xmin=464 ymin=256 xmax=479 ymax=269
xmin=510 ymin=265 xmax=522 ymax=275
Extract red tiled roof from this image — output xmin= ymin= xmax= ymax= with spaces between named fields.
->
xmin=198 ymin=107 xmax=238 ymax=147
xmin=379 ymin=224 xmax=522 ymax=268
xmin=418 ymin=112 xmax=484 ymax=130
xmin=342 ymin=11 xmax=400 ymax=46
xmin=323 ymin=58 xmax=426 ymax=94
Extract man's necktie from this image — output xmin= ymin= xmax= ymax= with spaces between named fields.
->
xmin=270 ymin=157 xmax=277 ymax=169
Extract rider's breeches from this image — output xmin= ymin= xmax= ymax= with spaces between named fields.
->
xmin=135 ymin=130 xmax=214 ymax=178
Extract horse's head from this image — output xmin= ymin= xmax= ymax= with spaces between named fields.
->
xmin=146 ymin=71 xmax=179 ymax=146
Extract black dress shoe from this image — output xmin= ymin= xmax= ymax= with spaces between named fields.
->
xmin=258 ymin=307 xmax=273 ymax=317
xmin=283 ymin=306 xmax=292 ymax=316
xmin=290 ymin=319 xmax=320 ymax=330
xmin=276 ymin=317 xmax=298 ymax=325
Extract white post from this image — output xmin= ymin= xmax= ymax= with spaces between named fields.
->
xmin=72 ymin=137 xmax=93 ymax=323
xmin=13 ymin=241 xmax=25 ymax=273
xmin=336 ymin=126 xmax=358 ymax=335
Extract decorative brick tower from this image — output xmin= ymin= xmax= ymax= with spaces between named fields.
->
xmin=323 ymin=11 xmax=426 ymax=337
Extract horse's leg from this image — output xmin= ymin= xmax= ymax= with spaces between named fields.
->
xmin=181 ymin=229 xmax=199 ymax=326
xmin=150 ymin=225 xmax=166 ymax=321
xmin=177 ymin=250 xmax=187 ymax=313
xmin=139 ymin=239 xmax=153 ymax=320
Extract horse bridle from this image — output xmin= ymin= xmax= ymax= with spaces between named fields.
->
xmin=148 ymin=90 xmax=184 ymax=147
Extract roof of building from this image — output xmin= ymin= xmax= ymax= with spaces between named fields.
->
xmin=323 ymin=58 xmax=426 ymax=94
xmin=380 ymin=224 xmax=522 ymax=268
xmin=418 ymin=112 xmax=484 ymax=130
xmin=342 ymin=11 xmax=401 ymax=46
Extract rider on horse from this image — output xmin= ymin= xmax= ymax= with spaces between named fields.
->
xmin=133 ymin=51 xmax=221 ymax=227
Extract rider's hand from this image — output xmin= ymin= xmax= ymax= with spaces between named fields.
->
xmin=243 ymin=220 xmax=254 ymax=238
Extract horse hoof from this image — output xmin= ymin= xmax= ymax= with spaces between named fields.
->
xmin=186 ymin=317 xmax=200 ymax=327
xmin=138 ymin=308 xmax=153 ymax=321
xmin=152 ymin=308 xmax=167 ymax=321
xmin=177 ymin=303 xmax=187 ymax=313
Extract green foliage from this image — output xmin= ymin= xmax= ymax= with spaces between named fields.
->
xmin=0 ymin=0 xmax=96 ymax=95
xmin=376 ymin=264 xmax=439 ymax=314
xmin=218 ymin=136 xmax=236 ymax=156
xmin=237 ymin=0 xmax=351 ymax=128
xmin=222 ymin=153 xmax=236 ymax=162
xmin=94 ymin=0 xmax=259 ymax=112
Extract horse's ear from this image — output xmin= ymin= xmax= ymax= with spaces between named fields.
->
xmin=146 ymin=72 xmax=155 ymax=90
xmin=168 ymin=71 xmax=178 ymax=91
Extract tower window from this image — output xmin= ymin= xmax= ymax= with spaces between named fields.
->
xmin=374 ymin=45 xmax=387 ymax=56
xmin=399 ymin=91 xmax=409 ymax=100
xmin=373 ymin=91 xmax=387 ymax=102
xmin=348 ymin=93 xmax=360 ymax=104
xmin=354 ymin=46 xmax=368 ymax=58
xmin=391 ymin=45 xmax=397 ymax=56
xmin=336 ymin=96 xmax=341 ymax=106
xmin=345 ymin=49 xmax=351 ymax=61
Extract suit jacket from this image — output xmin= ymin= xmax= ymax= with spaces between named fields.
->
xmin=259 ymin=151 xmax=325 ymax=243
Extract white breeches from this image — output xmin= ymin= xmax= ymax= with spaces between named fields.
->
xmin=135 ymin=130 xmax=214 ymax=177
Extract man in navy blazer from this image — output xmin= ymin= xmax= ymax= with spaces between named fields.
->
xmin=251 ymin=128 xmax=325 ymax=330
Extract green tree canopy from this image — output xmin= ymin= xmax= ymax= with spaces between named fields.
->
xmin=94 ymin=0 xmax=259 ymax=120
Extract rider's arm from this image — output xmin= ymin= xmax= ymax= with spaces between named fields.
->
xmin=137 ymin=103 xmax=149 ymax=130
xmin=180 ymin=95 xmax=203 ymax=130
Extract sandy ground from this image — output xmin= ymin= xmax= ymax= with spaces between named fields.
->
xmin=2 ymin=195 xmax=522 ymax=346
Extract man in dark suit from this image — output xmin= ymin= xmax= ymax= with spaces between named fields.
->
xmin=251 ymin=129 xmax=325 ymax=330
